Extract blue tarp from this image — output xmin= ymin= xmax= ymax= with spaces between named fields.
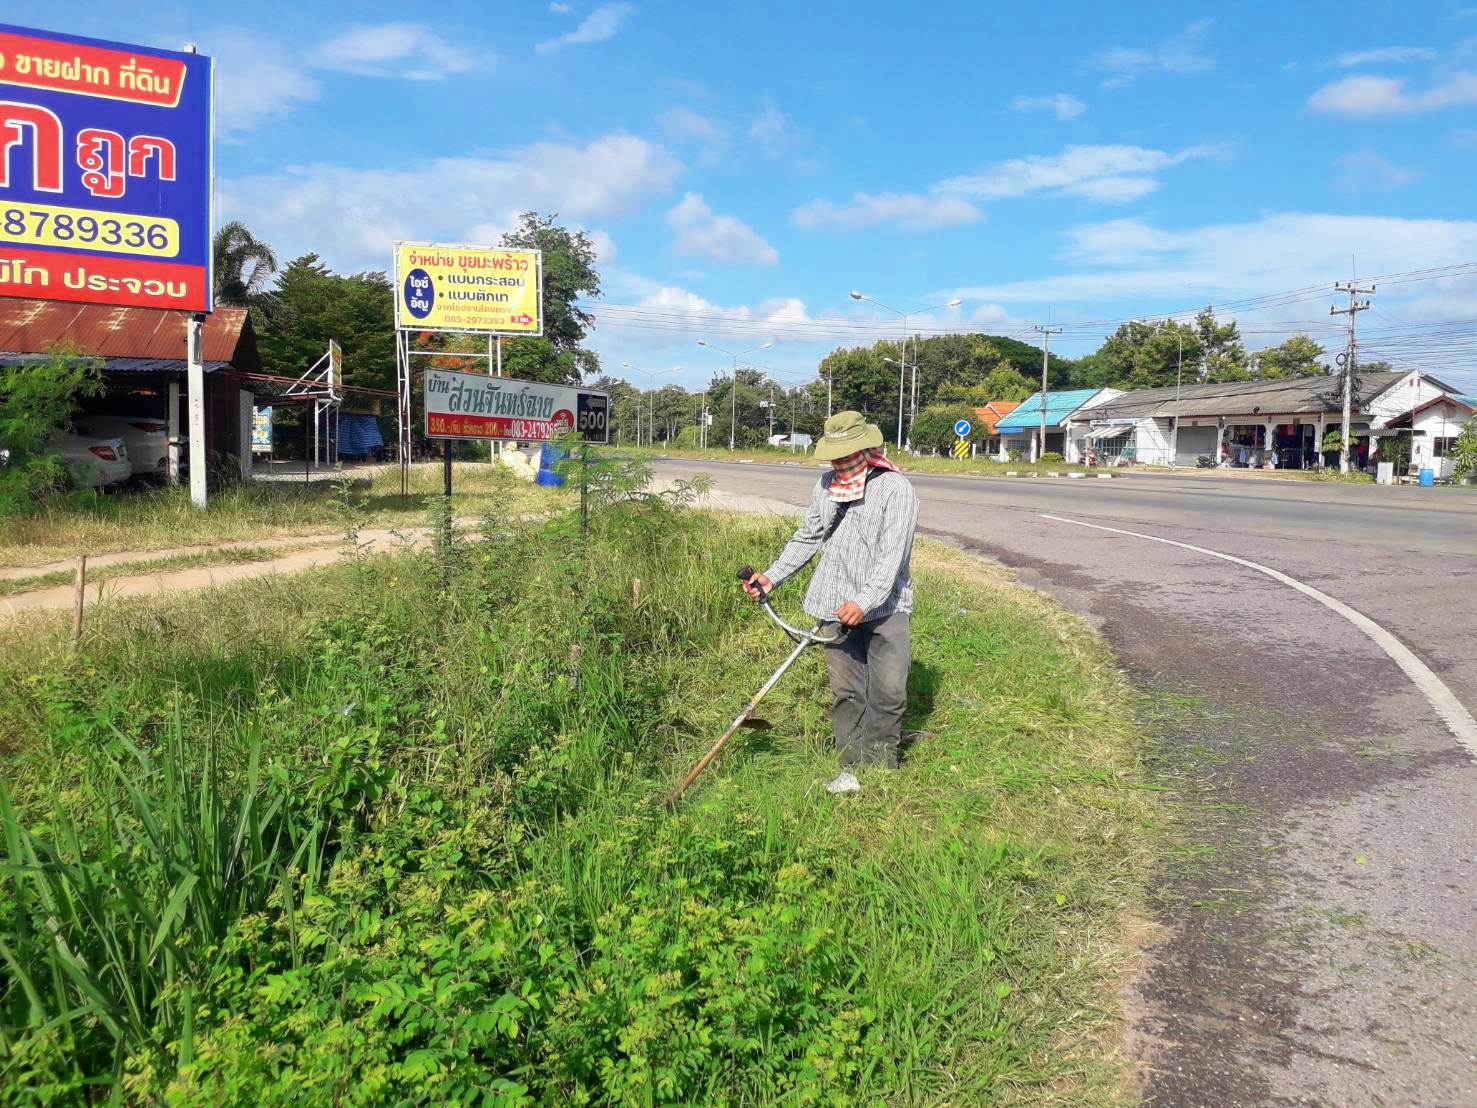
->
xmin=337 ymin=413 xmax=384 ymax=457
xmin=995 ymin=389 xmax=1105 ymax=433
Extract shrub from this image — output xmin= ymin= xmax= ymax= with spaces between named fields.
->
xmin=1038 ymin=451 xmax=1065 ymax=465
xmin=1452 ymin=417 xmax=1477 ymax=478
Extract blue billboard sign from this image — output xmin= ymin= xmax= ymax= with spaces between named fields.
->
xmin=0 ymin=23 xmax=212 ymax=312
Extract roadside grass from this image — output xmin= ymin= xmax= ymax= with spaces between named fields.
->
xmin=0 ymin=462 xmax=567 ymax=568
xmin=0 ymin=542 xmax=335 ymax=598
xmin=0 ymin=492 xmax=1154 ymax=1104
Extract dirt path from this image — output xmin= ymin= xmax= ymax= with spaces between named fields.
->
xmin=0 ymin=519 xmax=485 ymax=617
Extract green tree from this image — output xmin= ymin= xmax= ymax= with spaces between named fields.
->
xmin=979 ymin=364 xmax=1035 ymax=401
xmin=0 ymin=347 xmax=105 ymax=509
xmin=1255 ymin=335 xmax=1326 ymax=379
xmin=1451 ymin=417 xmax=1477 ymax=478
xmin=911 ymin=403 xmax=979 ymax=454
xmin=1196 ymin=308 xmax=1248 ymax=382
xmin=256 ymin=255 xmax=396 ymax=395
xmin=498 ymin=212 xmax=602 ymax=384
xmin=212 ymin=221 xmax=279 ymax=308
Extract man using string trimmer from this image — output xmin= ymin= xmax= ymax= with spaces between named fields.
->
xmin=742 ymin=411 xmax=920 ymax=795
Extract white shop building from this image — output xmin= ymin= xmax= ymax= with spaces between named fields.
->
xmin=1066 ymin=371 xmax=1464 ymax=471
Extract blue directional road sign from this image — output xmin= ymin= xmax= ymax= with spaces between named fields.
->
xmin=954 ymin=419 xmax=972 ymax=437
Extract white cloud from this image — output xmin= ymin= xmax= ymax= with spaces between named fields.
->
xmin=550 ymin=2 xmax=574 ymax=12
xmin=952 ymin=213 xmax=1477 ymax=310
xmin=792 ymin=191 xmax=981 ymax=232
xmin=1334 ymin=150 xmax=1421 ymax=191
xmin=970 ymin=303 xmax=1012 ymax=324
xmin=666 ymin=193 xmax=778 ymax=265
xmin=658 ymin=107 xmax=729 ymax=166
xmin=940 ymin=144 xmax=1225 ymax=204
xmin=535 ymin=2 xmax=634 ymax=54
xmin=220 ymin=133 xmax=678 ymax=271
xmin=207 ymin=29 xmax=320 ymax=138
xmin=319 ymin=23 xmax=476 ymax=79
xmin=749 ymin=102 xmax=797 ymax=153
xmin=1309 ymin=71 xmax=1477 ymax=115
xmin=1012 ymin=93 xmax=1087 ymax=121
xmin=1091 ymin=19 xmax=1216 ymax=87
xmin=1330 ymin=46 xmax=1437 ymax=67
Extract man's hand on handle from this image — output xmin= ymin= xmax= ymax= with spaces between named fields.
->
xmin=742 ymin=571 xmax=772 ymax=600
xmin=833 ymin=601 xmax=865 ymax=627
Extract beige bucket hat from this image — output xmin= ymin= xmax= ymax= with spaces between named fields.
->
xmin=813 ymin=410 xmax=884 ymax=461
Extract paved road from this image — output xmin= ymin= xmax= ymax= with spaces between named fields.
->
xmin=656 ymin=459 xmax=1477 ymax=1108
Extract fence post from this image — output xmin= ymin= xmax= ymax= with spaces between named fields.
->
xmin=72 ymin=553 xmax=88 ymax=645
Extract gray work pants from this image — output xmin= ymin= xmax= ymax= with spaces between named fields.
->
xmin=823 ymin=611 xmax=910 ymax=769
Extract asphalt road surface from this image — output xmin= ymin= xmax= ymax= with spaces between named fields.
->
xmin=655 ymin=458 xmax=1477 ymax=1108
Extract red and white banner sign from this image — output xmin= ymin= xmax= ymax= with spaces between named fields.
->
xmin=423 ymin=369 xmax=608 ymax=444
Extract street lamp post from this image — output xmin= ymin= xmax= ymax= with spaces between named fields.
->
xmin=697 ymin=340 xmax=773 ymax=450
xmin=850 ymin=291 xmax=961 ymax=450
xmin=622 ymin=363 xmax=681 ymax=447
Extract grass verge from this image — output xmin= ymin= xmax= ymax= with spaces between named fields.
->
xmin=0 ymin=462 xmax=567 ymax=568
xmin=0 ymin=489 xmax=1153 ymax=1105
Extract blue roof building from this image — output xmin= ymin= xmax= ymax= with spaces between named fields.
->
xmin=995 ymin=389 xmax=1114 ymax=433
xmin=992 ymin=387 xmax=1123 ymax=462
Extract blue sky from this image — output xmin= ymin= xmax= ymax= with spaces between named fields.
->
xmin=14 ymin=1 xmax=1477 ymax=394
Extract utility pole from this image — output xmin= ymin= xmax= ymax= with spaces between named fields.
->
xmin=766 ymin=380 xmax=776 ymax=442
xmin=1032 ymin=325 xmax=1062 ymax=463
xmin=1330 ymin=281 xmax=1374 ymax=475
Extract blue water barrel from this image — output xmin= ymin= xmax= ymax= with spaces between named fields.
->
xmin=1418 ymin=467 xmax=1434 ymax=487
xmin=536 ymin=442 xmax=567 ymax=487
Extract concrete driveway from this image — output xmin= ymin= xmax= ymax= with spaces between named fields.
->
xmin=655 ymin=458 xmax=1477 ymax=1107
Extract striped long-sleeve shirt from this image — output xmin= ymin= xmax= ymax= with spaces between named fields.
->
xmin=763 ymin=469 xmax=919 ymax=622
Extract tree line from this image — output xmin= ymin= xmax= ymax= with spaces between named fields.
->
xmin=214 ymin=217 xmax=1360 ymax=453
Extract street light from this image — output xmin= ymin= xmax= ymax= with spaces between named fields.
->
xmin=850 ymin=291 xmax=961 ymax=449
xmin=622 ymin=362 xmax=681 ymax=447
xmin=697 ymin=339 xmax=773 ymax=450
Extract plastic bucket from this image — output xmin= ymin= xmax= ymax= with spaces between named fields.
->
xmin=1418 ymin=467 xmax=1434 ymax=487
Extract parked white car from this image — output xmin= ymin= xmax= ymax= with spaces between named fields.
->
xmin=72 ymin=414 xmax=178 ymax=478
xmin=44 ymin=431 xmax=132 ymax=488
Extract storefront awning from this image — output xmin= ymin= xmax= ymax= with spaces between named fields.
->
xmin=1087 ymin=424 xmax=1133 ymax=442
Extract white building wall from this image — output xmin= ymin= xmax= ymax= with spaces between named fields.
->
xmin=1368 ymin=372 xmax=1448 ymax=429
xmin=1134 ymin=417 xmax=1173 ymax=465
xmin=1412 ymin=401 xmax=1473 ymax=477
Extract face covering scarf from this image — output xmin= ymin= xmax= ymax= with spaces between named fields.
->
xmin=827 ymin=447 xmax=899 ymax=503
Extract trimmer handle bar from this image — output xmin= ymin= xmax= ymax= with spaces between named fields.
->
xmin=738 ymin=566 xmax=844 ymax=645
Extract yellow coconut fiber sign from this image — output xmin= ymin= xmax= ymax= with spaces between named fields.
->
xmin=395 ymin=242 xmax=542 ymax=334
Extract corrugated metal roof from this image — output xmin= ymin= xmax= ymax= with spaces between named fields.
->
xmin=0 ymin=299 xmax=257 ymax=370
xmin=995 ymin=389 xmax=1106 ymax=432
xmin=0 ymin=352 xmax=231 ymax=373
xmin=1078 ymin=372 xmax=1415 ymax=422
xmin=972 ymin=400 xmax=1020 ymax=433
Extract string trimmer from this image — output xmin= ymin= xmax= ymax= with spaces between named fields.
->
xmin=665 ymin=566 xmax=844 ymax=808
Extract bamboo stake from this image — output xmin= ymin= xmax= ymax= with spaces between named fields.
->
xmin=71 ymin=553 xmax=87 ymax=645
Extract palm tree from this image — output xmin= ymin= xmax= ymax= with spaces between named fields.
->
xmin=213 ymin=221 xmax=278 ymax=307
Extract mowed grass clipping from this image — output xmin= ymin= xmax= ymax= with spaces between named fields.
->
xmin=0 ymin=491 xmax=1154 ymax=1106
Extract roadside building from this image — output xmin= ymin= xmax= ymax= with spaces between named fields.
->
xmin=1068 ymin=370 xmax=1464 ymax=470
xmin=0 ymin=298 xmax=260 ymax=480
xmin=971 ymin=400 xmax=1020 ymax=457
xmin=1382 ymin=394 xmax=1474 ymax=480
xmin=994 ymin=388 xmax=1123 ymax=462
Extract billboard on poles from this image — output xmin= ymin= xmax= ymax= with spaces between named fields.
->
xmin=394 ymin=241 xmax=542 ymax=335
xmin=0 ymin=24 xmax=213 ymax=312
xmin=423 ymin=369 xmax=608 ymax=444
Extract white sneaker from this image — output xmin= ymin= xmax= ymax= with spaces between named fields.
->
xmin=824 ymin=771 xmax=862 ymax=795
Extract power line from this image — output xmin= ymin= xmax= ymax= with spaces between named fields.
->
xmin=1331 ymin=281 xmax=1375 ymax=475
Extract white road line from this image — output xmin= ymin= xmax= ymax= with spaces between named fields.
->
xmin=1040 ymin=513 xmax=1477 ymax=756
